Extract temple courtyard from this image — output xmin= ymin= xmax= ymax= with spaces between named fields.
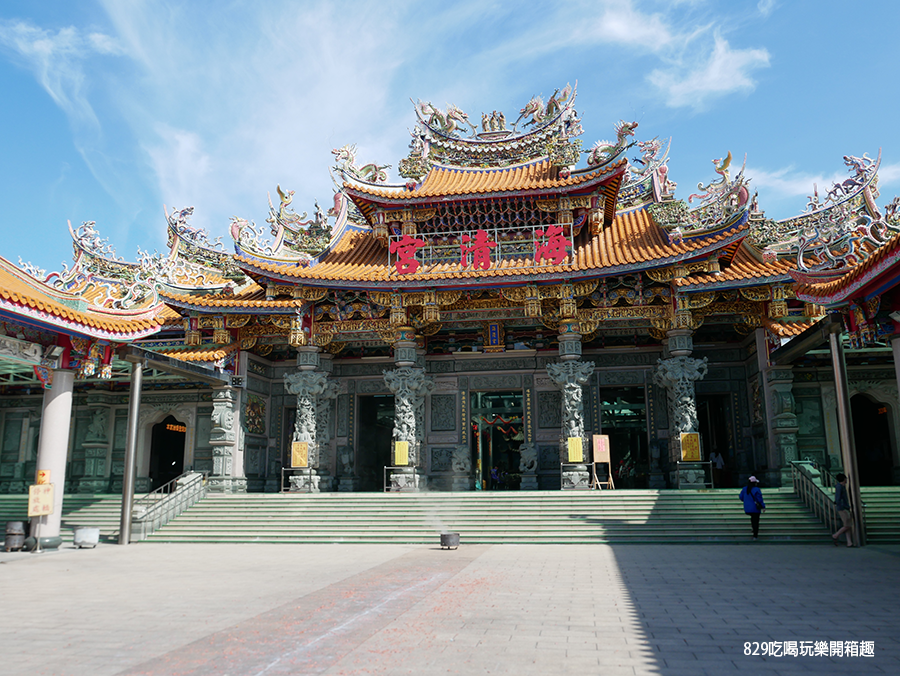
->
xmin=1 ymin=542 xmax=898 ymax=675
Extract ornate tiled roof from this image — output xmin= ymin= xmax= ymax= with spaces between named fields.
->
xmin=793 ymin=229 xmax=900 ymax=304
xmin=162 ymin=286 xmax=304 ymax=311
xmin=762 ymin=316 xmax=817 ymax=337
xmin=344 ymin=158 xmax=623 ymax=201
xmin=147 ymin=342 xmax=239 ymax=362
xmin=674 ymin=245 xmax=793 ymax=291
xmin=0 ymin=257 xmax=165 ymax=339
xmin=231 ymin=206 xmax=749 ymax=288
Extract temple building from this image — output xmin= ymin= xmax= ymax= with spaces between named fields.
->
xmin=2 ymin=84 xmax=900 ymax=537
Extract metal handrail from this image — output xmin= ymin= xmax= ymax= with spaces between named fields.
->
xmin=132 ymin=470 xmax=208 ymax=541
xmin=790 ymin=461 xmax=839 ymax=535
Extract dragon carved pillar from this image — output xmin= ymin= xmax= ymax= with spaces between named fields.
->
xmin=547 ymin=359 xmax=595 ymax=489
xmin=653 ymin=354 xmax=709 ymax=479
xmin=284 ymin=369 xmax=334 ymax=492
xmin=383 ymin=366 xmax=434 ymax=491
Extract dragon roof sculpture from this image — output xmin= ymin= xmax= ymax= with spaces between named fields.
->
xmin=616 ymin=137 xmax=675 ymax=211
xmin=646 ymin=151 xmax=752 ymax=245
xmin=747 ymin=152 xmax=900 ymax=281
xmin=390 ymin=83 xmax=586 ymax=176
xmin=230 ymin=185 xmax=347 ymax=266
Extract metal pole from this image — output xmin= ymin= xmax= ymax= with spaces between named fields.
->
xmin=119 ymin=360 xmax=144 ymax=545
xmin=829 ymin=332 xmax=865 ymax=546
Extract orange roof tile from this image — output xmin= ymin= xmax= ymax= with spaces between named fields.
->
xmin=150 ymin=342 xmax=239 ymax=362
xmin=763 ymin=316 xmax=817 ymax=337
xmin=345 ymin=158 xmax=623 ymax=200
xmin=161 ymin=286 xmax=304 ymax=309
xmin=232 ymin=207 xmax=748 ymax=287
xmin=675 ymin=245 xmax=793 ymax=289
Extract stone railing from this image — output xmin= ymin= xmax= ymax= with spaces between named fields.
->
xmin=131 ymin=471 xmax=208 ymax=541
xmin=790 ymin=461 xmax=838 ymax=535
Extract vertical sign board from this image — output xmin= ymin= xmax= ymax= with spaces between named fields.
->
xmin=592 ymin=435 xmax=610 ymax=464
xmin=567 ymin=437 xmax=583 ymax=463
xmin=393 ymin=440 xmax=409 ymax=466
xmin=291 ymin=441 xmax=309 ymax=468
xmin=28 ymin=484 xmax=54 ymax=517
xmin=680 ymin=432 xmax=701 ymax=462
xmin=36 ymin=470 xmax=51 ymax=485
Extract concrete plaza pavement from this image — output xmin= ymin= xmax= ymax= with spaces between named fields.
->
xmin=1 ymin=542 xmax=898 ymax=675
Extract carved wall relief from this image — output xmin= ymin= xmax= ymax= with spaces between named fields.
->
xmin=430 ymin=394 xmax=457 ymax=431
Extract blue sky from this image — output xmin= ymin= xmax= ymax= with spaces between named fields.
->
xmin=2 ymin=0 xmax=899 ymax=275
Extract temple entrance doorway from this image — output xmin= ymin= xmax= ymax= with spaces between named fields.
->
xmin=697 ymin=394 xmax=732 ymax=487
xmin=470 ymin=391 xmax=523 ymax=491
xmin=851 ymin=394 xmax=895 ymax=486
xmin=149 ymin=415 xmax=186 ymax=490
xmin=598 ymin=387 xmax=649 ymax=488
xmin=358 ymin=395 xmax=395 ymax=491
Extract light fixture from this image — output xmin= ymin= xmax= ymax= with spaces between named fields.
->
xmin=44 ymin=345 xmax=65 ymax=359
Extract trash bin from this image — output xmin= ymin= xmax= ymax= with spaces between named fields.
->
xmin=440 ymin=532 xmax=460 ymax=549
xmin=73 ymin=527 xmax=100 ymax=549
xmin=5 ymin=521 xmax=26 ymax=552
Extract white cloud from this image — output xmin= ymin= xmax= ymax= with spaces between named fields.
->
xmin=757 ymin=0 xmax=777 ymax=18
xmin=144 ymin=126 xmax=211 ymax=216
xmin=748 ymin=161 xmax=900 ymax=203
xmin=747 ymin=165 xmax=846 ymax=200
xmin=649 ymin=33 xmax=770 ymax=109
xmin=876 ymin=162 xmax=900 ymax=188
xmin=0 ymin=20 xmax=121 ymax=125
xmin=574 ymin=2 xmax=674 ymax=50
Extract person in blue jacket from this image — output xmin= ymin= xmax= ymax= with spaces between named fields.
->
xmin=739 ymin=476 xmax=766 ymax=541
xmin=832 ymin=473 xmax=854 ymax=547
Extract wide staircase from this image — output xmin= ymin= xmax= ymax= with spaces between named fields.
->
xmin=861 ymin=487 xmax=900 ymax=543
xmin=0 ymin=495 xmax=125 ymax=544
xmin=144 ymin=488 xmax=831 ymax=545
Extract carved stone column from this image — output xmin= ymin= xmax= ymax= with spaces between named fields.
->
xmin=518 ymin=442 xmax=539 ymax=490
xmin=450 ymin=444 xmax=471 ymax=492
xmin=79 ymin=403 xmax=111 ymax=493
xmin=208 ymin=387 xmax=247 ymax=493
xmin=766 ymin=366 xmax=798 ymax=486
xmin=547 ymin=359 xmax=595 ymax=489
xmin=284 ymin=369 xmax=332 ymax=492
xmin=315 ymin=379 xmax=341 ymax=490
xmin=653 ymin=333 xmax=708 ymax=484
xmin=383 ymin=365 xmax=434 ymax=491
xmin=29 ymin=368 xmax=75 ymax=550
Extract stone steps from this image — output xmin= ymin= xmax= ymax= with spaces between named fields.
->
xmin=861 ymin=488 xmax=900 ymax=541
xmin=146 ymin=489 xmax=831 ymax=544
xmin=0 ymin=495 xmax=126 ymax=543
xmin=4 ymin=487 xmax=897 ymax=545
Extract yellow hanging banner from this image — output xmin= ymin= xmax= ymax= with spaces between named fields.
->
xmin=567 ymin=436 xmax=583 ymax=463
xmin=394 ymin=440 xmax=409 ymax=466
xmin=680 ymin=433 xmax=701 ymax=461
xmin=291 ymin=441 xmax=309 ymax=468
xmin=28 ymin=484 xmax=54 ymax=517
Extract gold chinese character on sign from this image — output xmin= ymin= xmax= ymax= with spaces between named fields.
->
xmin=567 ymin=437 xmax=583 ymax=463
xmin=291 ymin=441 xmax=309 ymax=468
xmin=393 ymin=441 xmax=409 ymax=466
xmin=680 ymin=433 xmax=701 ymax=461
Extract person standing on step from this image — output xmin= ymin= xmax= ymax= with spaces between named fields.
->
xmin=832 ymin=473 xmax=854 ymax=547
xmin=710 ymin=450 xmax=725 ymax=487
xmin=739 ymin=476 xmax=766 ymax=541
